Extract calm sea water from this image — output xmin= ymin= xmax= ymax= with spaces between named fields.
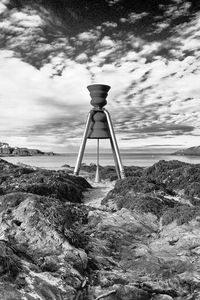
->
xmin=3 ymin=153 xmax=200 ymax=170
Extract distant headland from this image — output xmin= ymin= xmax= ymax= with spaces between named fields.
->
xmin=0 ymin=142 xmax=55 ymax=156
xmin=172 ymin=145 xmax=200 ymax=156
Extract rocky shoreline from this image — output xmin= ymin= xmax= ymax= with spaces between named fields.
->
xmin=172 ymin=145 xmax=200 ymax=156
xmin=0 ymin=159 xmax=200 ymax=299
xmin=0 ymin=142 xmax=55 ymax=157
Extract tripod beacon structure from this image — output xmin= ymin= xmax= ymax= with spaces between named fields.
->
xmin=74 ymin=84 xmax=125 ymax=182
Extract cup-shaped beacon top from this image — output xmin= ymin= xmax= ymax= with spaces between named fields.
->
xmin=87 ymin=84 xmax=111 ymax=108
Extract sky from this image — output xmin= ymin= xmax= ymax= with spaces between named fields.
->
xmin=0 ymin=0 xmax=200 ymax=152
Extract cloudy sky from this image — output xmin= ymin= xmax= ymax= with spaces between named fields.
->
xmin=0 ymin=0 xmax=200 ymax=152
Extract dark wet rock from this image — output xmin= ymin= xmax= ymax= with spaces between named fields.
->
xmin=0 ymin=159 xmax=92 ymax=299
xmin=84 ymin=160 xmax=200 ymax=299
xmin=80 ymin=163 xmax=143 ymax=181
xmin=152 ymin=296 xmax=173 ymax=300
xmin=0 ymin=158 xmax=91 ymax=203
xmin=85 ymin=205 xmax=200 ymax=299
xmin=0 ymin=241 xmax=22 ymax=281
xmin=1 ymin=159 xmax=200 ymax=299
xmin=103 ymin=160 xmax=200 ymax=220
xmin=0 ymin=283 xmax=23 ymax=300
xmin=0 ymin=192 xmax=89 ymax=299
xmin=144 ymin=160 xmax=200 ymax=198
xmin=62 ymin=164 xmax=71 ymax=168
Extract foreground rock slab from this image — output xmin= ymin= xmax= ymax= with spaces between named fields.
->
xmin=1 ymin=159 xmax=200 ymax=299
xmin=0 ymin=159 xmax=91 ymax=300
xmin=90 ymin=160 xmax=200 ymax=299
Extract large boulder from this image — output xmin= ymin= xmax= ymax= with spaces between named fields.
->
xmin=84 ymin=160 xmax=200 ymax=299
xmin=0 ymin=159 xmax=92 ymax=299
xmin=0 ymin=159 xmax=91 ymax=203
xmin=85 ymin=207 xmax=200 ymax=299
xmin=0 ymin=192 xmax=89 ymax=300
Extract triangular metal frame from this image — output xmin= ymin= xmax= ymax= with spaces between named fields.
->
xmin=74 ymin=107 xmax=125 ymax=180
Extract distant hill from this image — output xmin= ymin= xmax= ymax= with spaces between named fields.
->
xmin=0 ymin=142 xmax=54 ymax=156
xmin=172 ymin=146 xmax=200 ymax=156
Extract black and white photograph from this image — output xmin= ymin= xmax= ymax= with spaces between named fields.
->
xmin=0 ymin=0 xmax=200 ymax=299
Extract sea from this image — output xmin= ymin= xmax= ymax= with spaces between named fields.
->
xmin=2 ymin=153 xmax=200 ymax=170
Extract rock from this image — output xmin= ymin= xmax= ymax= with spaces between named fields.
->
xmin=0 ymin=283 xmax=22 ymax=300
xmin=62 ymin=164 xmax=71 ymax=168
xmin=80 ymin=164 xmax=144 ymax=181
xmin=103 ymin=160 xmax=200 ymax=222
xmin=1 ymin=159 xmax=200 ymax=299
xmin=61 ymin=164 xmax=74 ymax=174
xmin=0 ymin=241 xmax=22 ymax=280
xmin=0 ymin=158 xmax=91 ymax=202
xmin=0 ymin=159 xmax=92 ymax=299
xmin=84 ymin=161 xmax=200 ymax=299
xmin=0 ymin=192 xmax=89 ymax=299
xmin=152 ymin=295 xmax=173 ymax=300
xmin=79 ymin=164 xmax=144 ymax=183
xmin=115 ymin=284 xmax=150 ymax=300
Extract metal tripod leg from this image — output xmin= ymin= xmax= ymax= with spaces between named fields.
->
xmin=104 ymin=109 xmax=125 ymax=179
xmin=110 ymin=138 xmax=121 ymax=180
xmin=95 ymin=138 xmax=100 ymax=183
xmin=74 ymin=111 xmax=93 ymax=175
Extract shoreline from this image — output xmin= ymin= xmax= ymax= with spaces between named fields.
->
xmin=3 ymin=154 xmax=200 ymax=169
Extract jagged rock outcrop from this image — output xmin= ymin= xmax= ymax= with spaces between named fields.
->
xmin=80 ymin=163 xmax=144 ymax=181
xmin=172 ymin=145 xmax=200 ymax=156
xmin=0 ymin=142 xmax=54 ymax=156
xmin=0 ymin=158 xmax=91 ymax=300
xmin=0 ymin=159 xmax=90 ymax=202
xmin=63 ymin=160 xmax=200 ymax=299
xmin=88 ymin=160 xmax=200 ymax=299
xmin=1 ymin=159 xmax=200 ymax=299
xmin=0 ymin=194 xmax=89 ymax=300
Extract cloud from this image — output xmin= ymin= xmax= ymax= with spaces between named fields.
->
xmin=0 ymin=1 xmax=200 ymax=151
xmin=102 ymin=21 xmax=118 ymax=28
xmin=0 ymin=1 xmax=7 ymax=14
xmin=120 ymin=12 xmax=149 ymax=24
xmin=11 ymin=11 xmax=43 ymax=27
xmin=78 ymin=31 xmax=99 ymax=41
xmin=131 ymin=125 xmax=194 ymax=134
xmin=0 ymin=51 xmax=93 ymax=150
xmin=105 ymin=0 xmax=121 ymax=7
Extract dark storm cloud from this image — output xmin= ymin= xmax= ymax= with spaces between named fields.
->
xmin=1 ymin=0 xmax=199 ymax=72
